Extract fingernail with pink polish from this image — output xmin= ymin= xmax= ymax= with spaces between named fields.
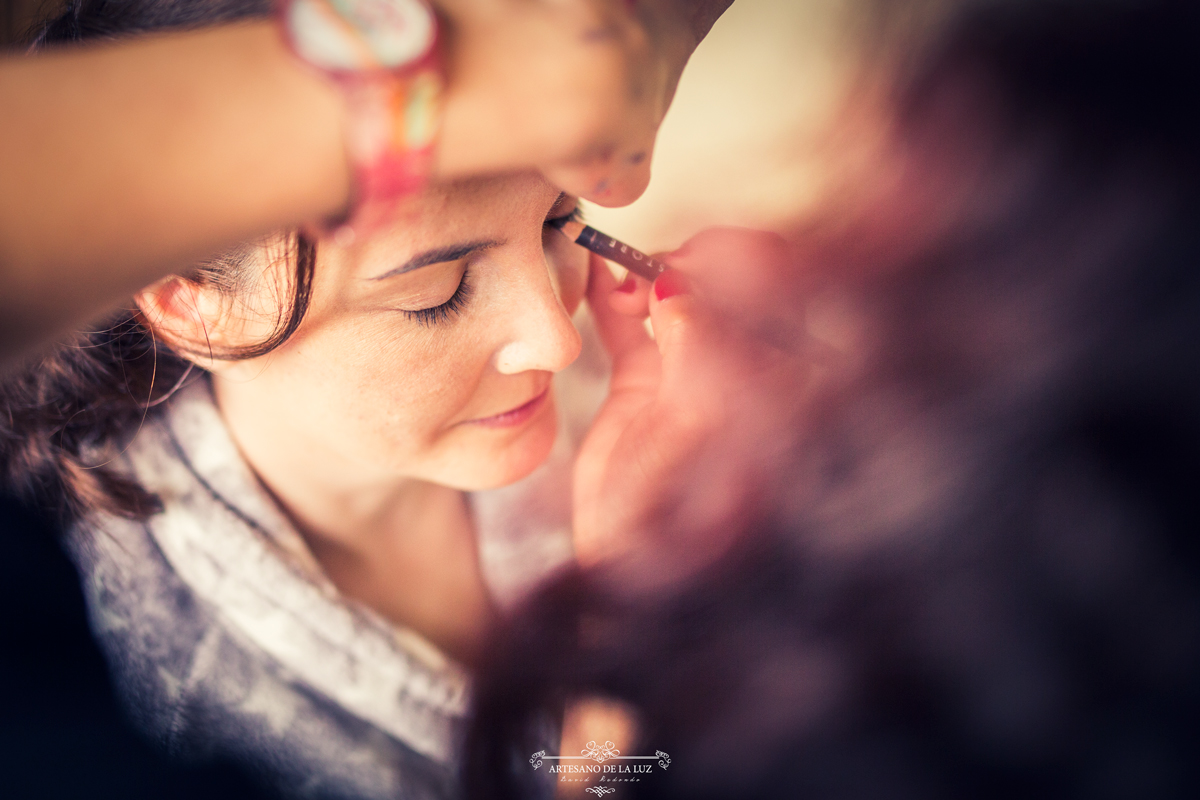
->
xmin=653 ymin=270 xmax=689 ymax=302
xmin=615 ymin=276 xmax=638 ymax=294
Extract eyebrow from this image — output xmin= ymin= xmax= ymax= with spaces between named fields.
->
xmin=370 ymin=240 xmax=502 ymax=281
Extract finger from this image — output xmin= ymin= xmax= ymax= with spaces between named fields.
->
xmin=647 ymin=269 xmax=698 ymax=363
xmin=661 ymin=227 xmax=796 ymax=319
xmin=607 ymin=271 xmax=651 ymax=317
xmin=543 ymin=142 xmax=654 ymax=208
xmin=648 ymin=269 xmax=731 ymax=420
xmin=544 ymin=133 xmax=657 ymax=206
xmin=586 ymin=253 xmax=653 ymax=360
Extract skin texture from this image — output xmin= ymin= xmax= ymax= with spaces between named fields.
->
xmin=137 ymin=174 xmax=587 ymax=662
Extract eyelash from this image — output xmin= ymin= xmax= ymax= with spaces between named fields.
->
xmin=402 ymin=268 xmax=473 ymax=326
xmin=545 ymin=205 xmax=585 ymax=228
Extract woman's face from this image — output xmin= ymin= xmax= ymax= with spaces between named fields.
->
xmin=209 ymin=172 xmax=587 ymax=493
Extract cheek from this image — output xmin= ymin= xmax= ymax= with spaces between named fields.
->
xmin=289 ymin=314 xmax=491 ymax=451
xmin=359 ymin=325 xmax=484 ymax=422
xmin=544 ymin=231 xmax=589 ymax=315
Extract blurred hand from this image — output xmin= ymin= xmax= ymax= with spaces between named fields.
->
xmin=574 ymin=228 xmax=811 ymax=586
xmin=436 ymin=0 xmax=723 ymax=206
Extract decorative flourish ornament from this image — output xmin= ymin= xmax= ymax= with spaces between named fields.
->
xmin=656 ymin=750 xmax=671 ymax=770
xmin=529 ymin=749 xmax=546 ymax=770
xmin=585 ymin=788 xmax=616 ymax=797
xmin=581 ymin=740 xmax=621 ymax=763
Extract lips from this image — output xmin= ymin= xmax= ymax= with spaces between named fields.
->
xmin=464 ymin=387 xmax=550 ymax=429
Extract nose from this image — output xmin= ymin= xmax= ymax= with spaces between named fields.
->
xmin=493 ymin=256 xmax=583 ymax=376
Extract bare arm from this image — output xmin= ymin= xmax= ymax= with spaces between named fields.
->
xmin=0 ymin=22 xmax=345 ymax=362
xmin=0 ymin=1 xmax=736 ymax=366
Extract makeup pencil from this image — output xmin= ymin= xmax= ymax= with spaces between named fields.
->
xmin=549 ymin=217 xmax=668 ymax=282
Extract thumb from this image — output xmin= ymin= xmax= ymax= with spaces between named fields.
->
xmin=649 ymin=269 xmax=731 ymax=424
xmin=648 ymin=269 xmax=701 ymax=369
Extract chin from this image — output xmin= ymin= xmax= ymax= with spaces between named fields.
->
xmin=434 ymin=398 xmax=561 ymax=492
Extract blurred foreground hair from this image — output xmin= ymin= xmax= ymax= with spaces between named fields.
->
xmin=467 ymin=1 xmax=1200 ymax=797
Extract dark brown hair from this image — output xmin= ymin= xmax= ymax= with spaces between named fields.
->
xmin=0 ymin=0 xmax=315 ymax=526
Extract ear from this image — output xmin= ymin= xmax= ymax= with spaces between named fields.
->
xmin=134 ymin=276 xmax=239 ymax=370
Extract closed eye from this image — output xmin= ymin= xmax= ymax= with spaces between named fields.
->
xmin=402 ymin=268 xmax=473 ymax=326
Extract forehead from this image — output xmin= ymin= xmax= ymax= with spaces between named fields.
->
xmin=374 ymin=172 xmax=556 ymax=242
xmin=306 ymin=171 xmax=560 ymax=291
xmin=321 ymin=172 xmax=558 ymax=283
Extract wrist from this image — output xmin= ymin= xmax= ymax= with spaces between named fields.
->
xmin=276 ymin=0 xmax=445 ymax=234
xmin=252 ymin=22 xmax=353 ymax=224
